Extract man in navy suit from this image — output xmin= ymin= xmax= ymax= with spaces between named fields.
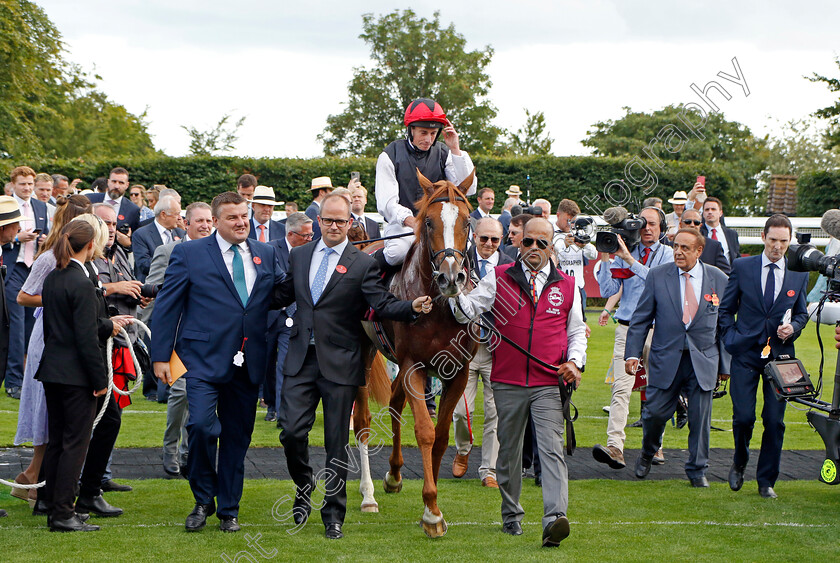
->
xmin=132 ymin=193 xmax=185 ymax=282
xmin=349 ymin=184 xmax=381 ymax=239
xmin=470 ymin=187 xmax=495 ymax=221
xmin=247 ymin=186 xmax=285 ymax=243
xmin=681 ymin=209 xmax=730 ymax=275
xmin=152 ymin=192 xmax=283 ymax=533
xmin=273 ymin=194 xmax=429 ymax=539
xmin=85 ymin=167 xmax=141 ymax=236
xmin=701 ymin=196 xmax=740 ymax=267
xmin=2 ymin=166 xmax=49 ymax=399
xmin=264 ymin=212 xmax=314 ymax=423
xmin=719 ymin=214 xmax=809 ymax=499
xmin=626 ymin=229 xmax=730 ymax=486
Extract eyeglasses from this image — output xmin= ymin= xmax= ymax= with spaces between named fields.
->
xmin=682 ymin=219 xmax=702 ymax=226
xmin=521 ymin=238 xmax=550 ymax=250
xmin=478 ymin=236 xmax=501 ymax=244
xmin=290 ymin=231 xmax=314 ymax=240
xmin=320 ymin=217 xmax=349 ymax=227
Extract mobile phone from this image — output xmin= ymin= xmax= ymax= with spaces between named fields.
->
xmin=350 ymin=171 xmax=360 ymax=182
xmin=32 ymin=228 xmax=42 ymax=235
xmin=696 ymin=176 xmax=706 ymax=188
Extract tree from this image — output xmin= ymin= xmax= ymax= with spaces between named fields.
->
xmin=181 ymin=114 xmax=246 ymax=156
xmin=507 ymin=109 xmax=553 ymax=155
xmin=0 ymin=1 xmax=155 ymax=160
xmin=765 ymin=117 xmax=840 ymax=176
xmin=808 ymin=56 xmax=840 ymax=150
xmin=319 ymin=10 xmax=501 ymax=157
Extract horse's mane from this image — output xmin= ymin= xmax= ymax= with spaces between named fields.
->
xmin=413 ymin=182 xmax=473 ymax=231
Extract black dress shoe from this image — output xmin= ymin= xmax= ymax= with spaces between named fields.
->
xmin=50 ymin=514 xmax=100 ymax=532
xmin=690 ymin=476 xmax=709 ymax=488
xmin=0 ymin=509 xmax=6 ymax=517
xmin=75 ymin=495 xmax=123 ymax=517
xmin=163 ymin=468 xmax=181 ymax=479
xmin=101 ymin=479 xmax=133 ymax=492
xmin=292 ymin=482 xmax=313 ymax=525
xmin=265 ymin=410 xmax=277 ymax=422
xmin=325 ymin=522 xmax=343 ymax=539
xmin=634 ymin=455 xmax=652 ymax=479
xmin=219 ymin=516 xmax=241 ymax=532
xmin=728 ymin=464 xmax=745 ymax=491
xmin=185 ymin=503 xmax=215 ymax=531
xmin=542 ymin=515 xmax=570 ymax=547
xmin=6 ymin=387 xmax=21 ymax=399
xmin=502 ymin=521 xmax=523 ymax=536
xmin=759 ymin=486 xmax=778 ymax=499
xmin=627 ymin=418 xmax=643 ymax=428
xmin=32 ymin=500 xmax=51 ymax=516
xmin=535 ymin=474 xmax=542 ymax=487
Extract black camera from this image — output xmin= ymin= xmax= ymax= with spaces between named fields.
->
xmin=521 ymin=205 xmax=544 ymax=217
xmin=787 ymin=240 xmax=839 ymax=284
xmin=571 ymin=216 xmax=595 ymax=245
xmin=117 ymin=223 xmax=131 ymax=235
xmin=122 ymin=283 xmax=162 ymax=308
xmin=595 ymin=207 xmax=646 ymax=253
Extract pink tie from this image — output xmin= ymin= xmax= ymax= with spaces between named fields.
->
xmin=258 ymin=225 xmax=266 ymax=243
xmin=22 ymin=201 xmax=34 ymax=267
xmin=682 ymin=272 xmax=698 ymax=324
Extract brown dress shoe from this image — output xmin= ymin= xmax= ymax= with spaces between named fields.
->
xmin=452 ymin=452 xmax=470 ymax=478
xmin=592 ymin=444 xmax=626 ymax=469
xmin=482 ymin=475 xmax=499 ymax=488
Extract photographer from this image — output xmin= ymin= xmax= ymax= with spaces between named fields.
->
xmin=553 ymin=199 xmax=596 ymax=311
xmin=593 ymin=207 xmax=674 ymax=469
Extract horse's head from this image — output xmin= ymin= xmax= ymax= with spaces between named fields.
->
xmin=347 ymin=217 xmax=368 ymax=246
xmin=414 ymin=168 xmax=475 ymax=298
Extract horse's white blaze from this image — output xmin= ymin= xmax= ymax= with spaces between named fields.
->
xmin=440 ymin=202 xmax=459 ymax=270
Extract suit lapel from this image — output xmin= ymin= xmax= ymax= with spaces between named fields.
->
xmin=770 ymin=258 xmax=793 ymax=316
xmin=319 ymin=243 xmax=358 ymax=301
xmin=299 ymin=242 xmax=318 ymax=307
xmin=696 ymin=262 xmax=714 ymax=319
xmin=751 ymin=256 xmax=767 ymax=312
xmin=206 ymin=237 xmax=243 ymax=308
xmin=666 ymin=265 xmax=682 ymax=317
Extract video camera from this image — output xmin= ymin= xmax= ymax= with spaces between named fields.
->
xmin=788 ymin=233 xmax=839 ymax=287
xmin=520 ymin=205 xmax=544 ymax=217
xmin=595 ymin=206 xmax=645 ymax=253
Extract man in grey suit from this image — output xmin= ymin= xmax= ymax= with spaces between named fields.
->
xmin=145 ymin=202 xmax=213 ymax=477
xmin=625 ymin=228 xmax=730 ymax=487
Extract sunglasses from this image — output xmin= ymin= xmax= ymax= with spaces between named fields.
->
xmin=320 ymin=217 xmax=349 ymax=227
xmin=682 ymin=219 xmax=702 ymax=226
xmin=478 ymin=235 xmax=501 ymax=244
xmin=521 ymin=237 xmax=550 ymax=250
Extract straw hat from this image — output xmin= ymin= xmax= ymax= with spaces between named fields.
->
xmin=248 ymin=185 xmax=284 ymax=206
xmin=668 ymin=190 xmax=689 ymax=205
xmin=0 ymin=196 xmax=29 ymax=227
xmin=310 ymin=177 xmax=334 ymax=191
xmin=505 ymin=185 xmax=523 ymax=197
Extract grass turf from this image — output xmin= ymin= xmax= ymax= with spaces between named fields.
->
xmin=0 ymin=478 xmax=837 ymax=561
xmin=1 ymin=320 xmax=835 ymax=450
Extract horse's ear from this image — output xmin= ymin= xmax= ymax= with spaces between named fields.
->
xmin=457 ymin=168 xmax=476 ymax=193
xmin=416 ymin=168 xmax=435 ymax=196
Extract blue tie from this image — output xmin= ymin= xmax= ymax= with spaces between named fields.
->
xmin=764 ymin=262 xmax=777 ymax=311
xmin=311 ymin=247 xmax=335 ymax=304
xmin=231 ymin=245 xmax=248 ymax=306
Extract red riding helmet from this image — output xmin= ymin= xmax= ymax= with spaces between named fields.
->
xmin=404 ymin=98 xmax=447 ymax=129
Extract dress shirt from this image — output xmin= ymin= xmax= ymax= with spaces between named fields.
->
xmin=450 ymin=261 xmax=587 ymax=369
xmin=104 ymin=194 xmax=123 ymax=209
xmin=215 ymin=232 xmax=256 ymax=296
xmin=252 ymin=218 xmax=270 ymax=241
xmin=308 ymin=238 xmax=349 ymax=292
xmin=13 ymin=193 xmax=35 ymax=264
xmin=154 ymin=219 xmax=172 ymax=244
xmin=476 ymin=208 xmax=490 ymax=218
xmin=678 ymin=261 xmax=703 ymax=327
xmin=707 ymin=224 xmax=730 ymax=261
xmin=596 ymin=241 xmax=675 ymax=322
xmin=477 ymin=249 xmax=500 ymax=271
xmin=375 ymin=146 xmax=476 ymax=225
xmin=760 ymin=252 xmax=785 ymax=303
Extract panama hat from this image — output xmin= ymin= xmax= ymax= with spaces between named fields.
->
xmin=310 ymin=177 xmax=334 ymax=191
xmin=0 ymin=196 xmax=29 ymax=228
xmin=668 ymin=190 xmax=688 ymax=204
xmin=248 ymin=185 xmax=284 ymax=206
xmin=505 ymin=185 xmax=523 ymax=197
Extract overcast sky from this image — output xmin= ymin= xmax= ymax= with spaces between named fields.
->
xmin=38 ymin=0 xmax=840 ymax=159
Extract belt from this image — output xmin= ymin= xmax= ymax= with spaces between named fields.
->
xmin=617 ymin=319 xmax=630 ymax=326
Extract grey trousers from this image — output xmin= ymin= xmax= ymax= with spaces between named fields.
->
xmin=163 ymin=376 xmax=189 ymax=472
xmin=493 ymin=382 xmax=568 ymax=529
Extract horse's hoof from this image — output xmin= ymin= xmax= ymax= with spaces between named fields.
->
xmin=383 ymin=472 xmax=402 ymax=493
xmin=421 ymin=517 xmax=448 ymax=538
xmin=361 ymin=502 xmax=379 ymax=513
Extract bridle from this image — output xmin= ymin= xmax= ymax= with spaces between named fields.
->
xmin=423 ymin=196 xmax=470 ymax=279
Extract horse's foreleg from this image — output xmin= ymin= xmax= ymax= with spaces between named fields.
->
xmin=403 ymin=366 xmax=447 ymax=538
xmin=432 ymin=366 xmax=470 ymax=484
xmin=354 ymin=387 xmax=378 ymax=513
xmin=384 ymin=367 xmax=407 ymax=493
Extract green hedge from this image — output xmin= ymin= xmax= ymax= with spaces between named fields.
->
xmin=797 ymin=170 xmax=840 ymax=216
xmin=2 ymin=154 xmax=746 ymax=213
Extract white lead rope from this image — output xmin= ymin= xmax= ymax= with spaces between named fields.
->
xmin=1 ymin=319 xmax=152 ymax=491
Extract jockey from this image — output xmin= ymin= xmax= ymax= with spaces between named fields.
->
xmin=375 ymin=98 xmax=478 ymax=266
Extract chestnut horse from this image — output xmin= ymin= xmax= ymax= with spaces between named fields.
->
xmin=354 ymin=170 xmax=476 ymax=537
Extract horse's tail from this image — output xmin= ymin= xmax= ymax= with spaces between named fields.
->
xmin=367 ymin=352 xmax=392 ymax=407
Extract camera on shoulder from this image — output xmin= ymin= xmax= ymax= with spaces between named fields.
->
xmin=595 ymin=206 xmax=645 ymax=253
